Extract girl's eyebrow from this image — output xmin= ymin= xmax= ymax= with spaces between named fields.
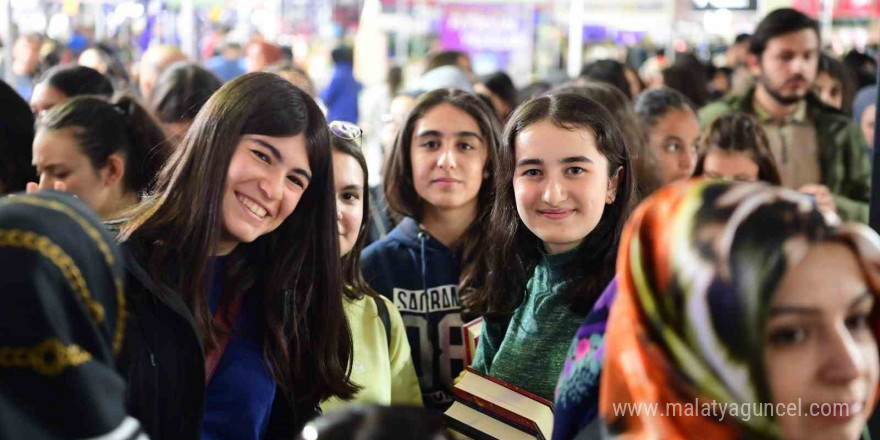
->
xmin=560 ymin=155 xmax=593 ymax=164
xmin=250 ymin=137 xmax=312 ymax=182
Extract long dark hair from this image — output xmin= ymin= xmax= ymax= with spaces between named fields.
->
xmin=121 ymin=72 xmax=357 ymax=402
xmin=694 ymin=112 xmax=782 ymax=185
xmin=37 ymin=94 xmax=169 ymax=195
xmin=477 ymin=92 xmax=636 ymax=316
xmin=149 ymin=61 xmax=222 ymax=124
xmin=331 ymin=135 xmax=378 ymax=301
xmin=384 ymin=89 xmax=501 ymax=308
xmin=37 ymin=64 xmax=114 ymax=98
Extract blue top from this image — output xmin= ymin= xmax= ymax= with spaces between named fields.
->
xmin=204 ymin=56 xmax=246 ymax=83
xmin=320 ymin=63 xmax=361 ymax=124
xmin=360 ymin=217 xmax=464 ymax=410
xmin=202 ymin=258 xmax=277 ymax=440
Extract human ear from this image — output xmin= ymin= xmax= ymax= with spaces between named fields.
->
xmin=606 ymin=167 xmax=623 ymax=204
xmin=101 ymin=153 xmax=126 ymax=187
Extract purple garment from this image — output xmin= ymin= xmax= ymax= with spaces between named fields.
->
xmin=551 ymin=277 xmax=618 ymax=440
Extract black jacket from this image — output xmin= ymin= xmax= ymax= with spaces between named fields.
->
xmin=117 ymin=238 xmax=320 ymax=440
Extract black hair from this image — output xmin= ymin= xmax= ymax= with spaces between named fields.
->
xmin=479 ymin=72 xmax=518 ymax=110
xmin=695 ymin=112 xmax=782 ymax=185
xmin=149 ymin=61 xmax=222 ymax=123
xmin=662 ymin=54 xmax=710 ymax=108
xmin=37 ymin=95 xmax=169 ymax=195
xmin=579 ymin=60 xmax=632 ymax=99
xmin=842 ymin=50 xmax=877 ymax=91
xmin=634 ymin=87 xmax=695 ymax=132
xmin=0 ymin=80 xmax=35 ymax=194
xmin=817 ymin=53 xmax=856 ymax=115
xmin=83 ymin=42 xmax=131 ymax=86
xmin=734 ymin=33 xmax=751 ymax=45
xmin=476 ymin=93 xmax=499 ymax=120
xmin=749 ymin=8 xmax=819 ymax=58
xmin=37 ymin=65 xmax=113 ymax=98
xmin=331 ymin=46 xmax=354 ymax=65
xmin=519 ymin=81 xmax=552 ymax=100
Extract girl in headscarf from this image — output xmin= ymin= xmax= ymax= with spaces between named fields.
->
xmin=600 ymin=179 xmax=880 ymax=440
xmin=0 ymin=191 xmax=145 ymax=439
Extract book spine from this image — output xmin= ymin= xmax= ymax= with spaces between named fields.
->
xmin=452 ymin=389 xmax=538 ymax=435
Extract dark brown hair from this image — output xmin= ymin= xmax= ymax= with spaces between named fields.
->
xmin=121 ymin=72 xmax=356 ymax=402
xmin=383 ymin=88 xmax=500 ymax=309
xmin=37 ymin=94 xmax=169 ymax=196
xmin=476 ymin=92 xmax=637 ymax=316
xmin=331 ymin=134 xmax=378 ymax=301
xmin=694 ymin=112 xmax=782 ymax=185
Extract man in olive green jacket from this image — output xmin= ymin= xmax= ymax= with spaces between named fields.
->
xmin=699 ymin=8 xmax=870 ymax=223
xmin=700 ymin=88 xmax=871 ymax=222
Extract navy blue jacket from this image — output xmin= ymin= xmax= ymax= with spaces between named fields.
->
xmin=360 ymin=217 xmax=466 ymax=410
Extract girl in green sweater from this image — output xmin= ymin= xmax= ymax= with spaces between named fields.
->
xmin=471 ymin=91 xmax=636 ymax=400
xmin=321 ymin=122 xmax=422 ymax=412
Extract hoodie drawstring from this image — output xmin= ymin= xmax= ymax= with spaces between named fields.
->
xmin=417 ymin=229 xmax=429 ymax=299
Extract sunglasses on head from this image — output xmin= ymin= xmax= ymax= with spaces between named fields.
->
xmin=329 ymin=120 xmax=363 ymax=148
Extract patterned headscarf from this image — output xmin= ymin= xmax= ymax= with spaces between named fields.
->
xmin=600 ymin=179 xmax=880 ymax=439
xmin=0 ymin=191 xmax=143 ymax=439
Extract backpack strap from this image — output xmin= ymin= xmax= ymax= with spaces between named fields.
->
xmin=372 ymin=295 xmax=392 ymax=350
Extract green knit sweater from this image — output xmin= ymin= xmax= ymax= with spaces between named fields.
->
xmin=472 ymin=250 xmax=588 ymax=400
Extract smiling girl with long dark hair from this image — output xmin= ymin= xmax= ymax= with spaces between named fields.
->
xmin=118 ymin=72 xmax=356 ymax=440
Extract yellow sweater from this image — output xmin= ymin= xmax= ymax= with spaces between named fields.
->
xmin=321 ymin=295 xmax=423 ymax=412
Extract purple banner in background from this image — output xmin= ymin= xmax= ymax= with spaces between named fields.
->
xmin=438 ymin=3 xmax=534 ymax=75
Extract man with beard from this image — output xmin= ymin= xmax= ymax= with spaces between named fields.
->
xmin=700 ymin=8 xmax=871 ymax=222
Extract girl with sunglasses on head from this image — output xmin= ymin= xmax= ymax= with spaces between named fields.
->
xmin=320 ymin=122 xmax=421 ymax=413
xmin=118 ymin=72 xmax=356 ymax=440
xmin=360 ymin=89 xmax=500 ymax=410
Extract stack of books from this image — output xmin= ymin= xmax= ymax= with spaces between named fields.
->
xmin=444 ymin=368 xmax=554 ymax=440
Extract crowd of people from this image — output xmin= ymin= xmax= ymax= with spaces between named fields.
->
xmin=1 ymin=6 xmax=879 ymax=440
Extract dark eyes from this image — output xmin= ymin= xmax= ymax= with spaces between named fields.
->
xmin=521 ymin=167 xmax=586 ymax=177
xmin=341 ymin=192 xmax=359 ymax=201
xmin=287 ymin=176 xmax=304 ymax=188
xmin=252 ymin=150 xmax=271 ymax=163
xmin=768 ymin=326 xmax=805 ymax=346
xmin=253 ymin=150 xmax=305 ymax=188
xmin=846 ymin=313 xmax=871 ymax=333
xmin=419 ymin=140 xmax=476 ymax=150
xmin=767 ymin=312 xmax=873 ymax=348
xmin=663 ymin=143 xmax=696 ymax=154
